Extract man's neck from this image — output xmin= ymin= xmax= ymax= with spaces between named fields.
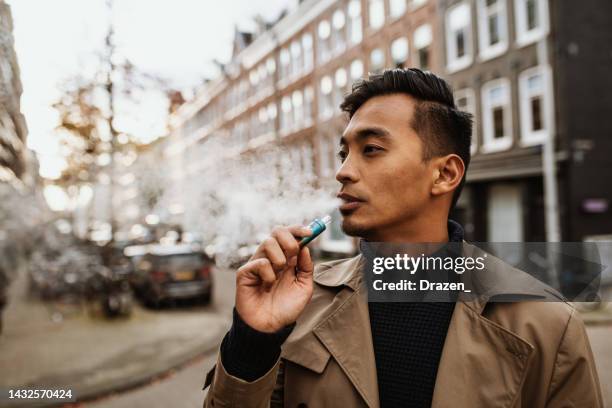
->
xmin=365 ymin=215 xmax=449 ymax=243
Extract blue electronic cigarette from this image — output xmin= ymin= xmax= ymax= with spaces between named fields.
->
xmin=298 ymin=215 xmax=332 ymax=248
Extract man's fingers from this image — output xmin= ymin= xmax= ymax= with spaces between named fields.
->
xmin=297 ymin=246 xmax=313 ymax=275
xmin=287 ymin=224 xmax=313 ymax=238
xmin=238 ymin=258 xmax=276 ymax=287
xmin=261 ymin=237 xmax=287 ymax=272
xmin=272 ymin=226 xmax=301 ymax=261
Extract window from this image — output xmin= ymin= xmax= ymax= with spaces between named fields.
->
xmin=304 ymin=86 xmax=314 ymax=124
xmin=332 ymin=9 xmax=346 ymax=55
xmin=249 ymin=69 xmax=259 ymax=87
xmin=266 ymin=57 xmax=276 ymax=75
xmin=257 ymin=64 xmax=267 ymax=90
xmin=408 ymin=0 xmax=427 ymax=9
xmin=519 ymin=66 xmax=550 ymax=146
xmin=258 ymin=107 xmax=270 ymax=133
xmin=319 ymin=134 xmax=333 ymax=177
xmin=292 ymin=90 xmax=304 ymax=127
xmin=370 ymin=48 xmax=385 ymax=73
xmin=350 ymin=59 xmax=364 ymax=81
xmin=334 ymin=68 xmax=348 ymax=108
xmin=267 ymin=101 xmax=278 ymax=133
xmin=515 ymin=0 xmax=548 ymax=46
xmin=280 ymin=47 xmax=290 ymax=80
xmin=281 ymin=95 xmax=293 ymax=131
xmin=319 ymin=75 xmax=334 ymax=119
xmin=477 ymin=0 xmax=508 ymax=60
xmin=348 ymin=0 xmax=362 ymax=44
xmin=481 ymin=78 xmax=512 ymax=152
xmin=445 ymin=2 xmax=473 ymax=73
xmin=302 ymin=33 xmax=313 ymax=71
xmin=389 ymin=0 xmax=406 ymax=18
xmin=318 ymin=20 xmax=332 ymax=63
xmin=290 ymin=40 xmax=302 ymax=77
xmin=368 ymin=0 xmax=385 ymax=30
xmin=455 ymin=88 xmax=478 ymax=154
xmin=391 ymin=37 xmax=409 ymax=68
xmin=414 ymin=24 xmax=432 ymax=70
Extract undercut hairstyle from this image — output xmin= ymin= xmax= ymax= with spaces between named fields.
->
xmin=340 ymin=68 xmax=473 ymax=211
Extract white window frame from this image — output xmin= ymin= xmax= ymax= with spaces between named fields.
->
xmin=476 ymin=0 xmax=508 ymax=61
xmin=481 ymin=78 xmax=513 ymax=153
xmin=389 ymin=0 xmax=407 ymax=19
xmin=350 ymin=59 xmax=364 ymax=81
xmin=332 ymin=9 xmax=347 ymax=55
xmin=348 ymin=0 xmax=363 ymax=45
xmin=414 ymin=24 xmax=432 ymax=70
xmin=519 ymin=65 xmax=552 ymax=146
xmin=445 ymin=2 xmax=473 ymax=73
xmin=408 ymin=0 xmax=428 ymax=10
xmin=391 ymin=37 xmax=409 ymax=68
xmin=304 ymin=85 xmax=314 ymax=126
xmin=515 ymin=0 xmax=549 ymax=47
xmin=302 ymin=33 xmax=314 ymax=72
xmin=370 ymin=48 xmax=385 ymax=73
xmin=319 ymin=75 xmax=334 ymax=120
xmin=454 ymin=88 xmax=478 ymax=154
xmin=368 ymin=0 xmax=385 ymax=30
xmin=318 ymin=19 xmax=332 ymax=64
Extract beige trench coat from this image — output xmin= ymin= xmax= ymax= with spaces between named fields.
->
xmin=202 ymin=241 xmax=603 ymax=407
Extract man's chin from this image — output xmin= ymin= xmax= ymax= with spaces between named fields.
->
xmin=340 ymin=216 xmax=372 ymax=238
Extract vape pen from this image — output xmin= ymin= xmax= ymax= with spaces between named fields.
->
xmin=298 ymin=215 xmax=332 ymax=248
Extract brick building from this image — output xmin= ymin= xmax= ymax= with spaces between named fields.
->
xmin=439 ymin=0 xmax=612 ymax=242
xmin=167 ymin=0 xmax=612 ymax=251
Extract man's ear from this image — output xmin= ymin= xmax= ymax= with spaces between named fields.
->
xmin=431 ymin=154 xmax=464 ymax=197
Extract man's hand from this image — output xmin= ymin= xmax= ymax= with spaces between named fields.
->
xmin=235 ymin=225 xmax=314 ymax=333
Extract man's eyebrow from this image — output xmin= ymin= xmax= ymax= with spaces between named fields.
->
xmin=339 ymin=126 xmax=391 ymax=146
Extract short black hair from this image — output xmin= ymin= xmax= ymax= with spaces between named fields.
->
xmin=340 ymin=68 xmax=473 ymax=211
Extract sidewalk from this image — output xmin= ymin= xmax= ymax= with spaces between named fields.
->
xmin=577 ymin=301 xmax=612 ymax=326
xmin=0 ymin=267 xmax=231 ymax=407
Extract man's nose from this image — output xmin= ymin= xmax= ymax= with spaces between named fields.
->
xmin=335 ymin=156 xmax=359 ymax=184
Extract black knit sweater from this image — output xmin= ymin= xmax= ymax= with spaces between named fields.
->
xmin=219 ymin=220 xmax=464 ymax=407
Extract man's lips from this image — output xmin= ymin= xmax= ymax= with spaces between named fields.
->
xmin=337 ymin=192 xmax=365 ymax=212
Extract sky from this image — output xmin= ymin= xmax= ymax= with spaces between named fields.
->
xmin=9 ymin=0 xmax=293 ymax=180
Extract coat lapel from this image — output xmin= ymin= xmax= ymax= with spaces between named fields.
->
xmin=282 ymin=255 xmax=380 ymax=408
xmin=313 ymin=282 xmax=380 ymax=408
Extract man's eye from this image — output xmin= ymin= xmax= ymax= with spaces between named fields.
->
xmin=337 ymin=150 xmax=348 ymax=162
xmin=363 ymin=145 xmax=383 ymax=155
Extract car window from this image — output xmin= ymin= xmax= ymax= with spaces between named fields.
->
xmin=154 ymin=254 xmax=202 ymax=270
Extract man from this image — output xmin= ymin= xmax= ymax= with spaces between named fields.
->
xmin=202 ymin=69 xmax=603 ymax=407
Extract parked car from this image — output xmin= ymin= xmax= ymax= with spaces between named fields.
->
xmin=126 ymin=243 xmax=214 ymax=306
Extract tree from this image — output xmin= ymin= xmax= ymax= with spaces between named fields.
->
xmin=52 ymin=23 xmax=180 ymax=238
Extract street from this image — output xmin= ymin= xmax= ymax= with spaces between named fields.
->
xmin=84 ymin=265 xmax=236 ymax=408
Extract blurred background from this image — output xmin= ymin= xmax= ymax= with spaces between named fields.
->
xmin=0 ymin=0 xmax=611 ymax=406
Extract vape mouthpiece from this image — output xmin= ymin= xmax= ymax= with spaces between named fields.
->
xmin=298 ymin=215 xmax=332 ymax=248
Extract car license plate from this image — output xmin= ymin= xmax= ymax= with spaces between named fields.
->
xmin=174 ymin=271 xmax=194 ymax=281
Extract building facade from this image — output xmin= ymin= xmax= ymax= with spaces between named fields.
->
xmin=0 ymin=0 xmax=28 ymax=186
xmin=167 ymin=0 xmax=612 ymax=251
xmin=439 ymin=0 xmax=612 ymax=242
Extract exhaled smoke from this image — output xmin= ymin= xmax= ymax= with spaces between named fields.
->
xmin=154 ymin=134 xmax=340 ymax=267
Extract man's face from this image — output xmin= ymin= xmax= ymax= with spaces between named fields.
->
xmin=336 ymin=94 xmax=434 ymax=240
